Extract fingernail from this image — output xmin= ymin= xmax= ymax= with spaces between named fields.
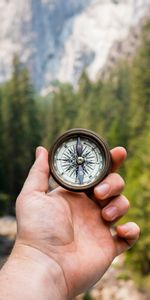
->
xmin=104 ymin=206 xmax=118 ymax=219
xmin=95 ymin=183 xmax=110 ymax=197
xmin=119 ymin=223 xmax=133 ymax=234
xmin=36 ymin=146 xmax=42 ymax=159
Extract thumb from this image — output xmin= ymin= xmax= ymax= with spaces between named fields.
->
xmin=113 ymin=222 xmax=140 ymax=256
xmin=21 ymin=146 xmax=49 ymax=195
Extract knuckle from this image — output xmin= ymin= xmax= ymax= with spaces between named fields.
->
xmin=32 ymin=161 xmax=49 ymax=176
xmin=117 ymin=174 xmax=125 ymax=190
xmin=114 ymin=173 xmax=125 ymax=187
xmin=31 ymin=190 xmax=40 ymax=198
xmin=108 ymin=173 xmax=125 ymax=190
xmin=120 ymin=195 xmax=130 ymax=210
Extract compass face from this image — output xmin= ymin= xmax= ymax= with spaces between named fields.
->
xmin=49 ymin=129 xmax=111 ymax=192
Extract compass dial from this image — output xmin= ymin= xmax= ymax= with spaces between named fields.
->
xmin=49 ymin=129 xmax=111 ymax=192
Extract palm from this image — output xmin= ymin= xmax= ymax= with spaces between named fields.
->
xmin=17 ymin=187 xmax=115 ymax=297
xmin=15 ymin=146 xmax=139 ymax=299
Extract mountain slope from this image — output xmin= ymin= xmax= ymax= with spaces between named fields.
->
xmin=0 ymin=0 xmax=150 ymax=91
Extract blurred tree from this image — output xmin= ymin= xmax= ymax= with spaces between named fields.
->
xmin=0 ymin=56 xmax=42 ymax=213
xmin=96 ymin=62 xmax=131 ymax=149
xmin=129 ymin=21 xmax=150 ymax=143
xmin=75 ymin=71 xmax=92 ymax=129
xmin=83 ymin=291 xmax=93 ymax=300
xmin=0 ymin=84 xmax=11 ymax=214
xmin=125 ymin=20 xmax=150 ymax=278
xmin=44 ymin=83 xmax=78 ymax=147
xmin=0 ymin=88 xmax=4 ymax=189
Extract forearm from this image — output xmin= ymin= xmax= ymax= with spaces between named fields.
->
xmin=0 ymin=244 xmax=68 ymax=300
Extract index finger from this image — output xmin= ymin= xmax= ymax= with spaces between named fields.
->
xmin=110 ymin=147 xmax=127 ymax=172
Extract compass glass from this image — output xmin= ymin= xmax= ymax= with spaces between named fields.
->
xmin=53 ymin=136 xmax=105 ymax=188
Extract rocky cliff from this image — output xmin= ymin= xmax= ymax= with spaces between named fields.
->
xmin=0 ymin=0 xmax=150 ymax=91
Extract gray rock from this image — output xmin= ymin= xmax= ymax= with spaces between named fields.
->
xmin=0 ymin=0 xmax=150 ymax=91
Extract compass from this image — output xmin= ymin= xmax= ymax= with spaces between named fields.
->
xmin=49 ymin=128 xmax=111 ymax=192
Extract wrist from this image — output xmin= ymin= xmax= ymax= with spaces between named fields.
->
xmin=1 ymin=242 xmax=68 ymax=300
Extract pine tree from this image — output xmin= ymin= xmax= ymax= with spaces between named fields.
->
xmin=6 ymin=56 xmax=42 ymax=208
xmin=125 ymin=20 xmax=150 ymax=278
xmin=129 ymin=21 xmax=150 ymax=142
xmin=0 ymin=88 xmax=5 ymax=191
xmin=44 ymin=83 xmax=78 ymax=147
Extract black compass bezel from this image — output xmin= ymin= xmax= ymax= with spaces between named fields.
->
xmin=49 ymin=128 xmax=112 ymax=192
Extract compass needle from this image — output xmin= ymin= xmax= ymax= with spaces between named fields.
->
xmin=76 ymin=137 xmax=83 ymax=156
xmin=77 ymin=165 xmax=84 ymax=185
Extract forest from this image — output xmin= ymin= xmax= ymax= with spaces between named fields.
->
xmin=0 ymin=19 xmax=150 ymax=290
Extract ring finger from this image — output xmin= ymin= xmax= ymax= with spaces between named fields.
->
xmin=101 ymin=195 xmax=130 ymax=222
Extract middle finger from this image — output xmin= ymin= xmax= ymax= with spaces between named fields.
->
xmin=102 ymin=195 xmax=130 ymax=222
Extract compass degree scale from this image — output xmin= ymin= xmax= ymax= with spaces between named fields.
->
xmin=49 ymin=129 xmax=111 ymax=192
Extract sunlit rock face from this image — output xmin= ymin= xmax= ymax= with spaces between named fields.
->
xmin=0 ymin=0 xmax=150 ymax=91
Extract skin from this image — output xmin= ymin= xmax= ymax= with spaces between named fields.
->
xmin=0 ymin=146 xmax=140 ymax=300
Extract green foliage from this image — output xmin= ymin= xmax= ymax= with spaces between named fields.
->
xmin=0 ymin=56 xmax=42 ymax=213
xmin=116 ymin=271 xmax=131 ymax=281
xmin=83 ymin=291 xmax=93 ymax=300
xmin=0 ymin=193 xmax=10 ymax=216
xmin=43 ymin=64 xmax=131 ymax=149
xmin=0 ymin=90 xmax=5 ymax=190
xmin=42 ymin=18 xmax=150 ymax=282
xmin=124 ymin=20 xmax=150 ymax=280
xmin=135 ymin=273 xmax=150 ymax=294
xmin=45 ymin=83 xmax=78 ymax=146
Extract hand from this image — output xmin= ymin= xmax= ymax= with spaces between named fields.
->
xmin=13 ymin=146 xmax=140 ymax=299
